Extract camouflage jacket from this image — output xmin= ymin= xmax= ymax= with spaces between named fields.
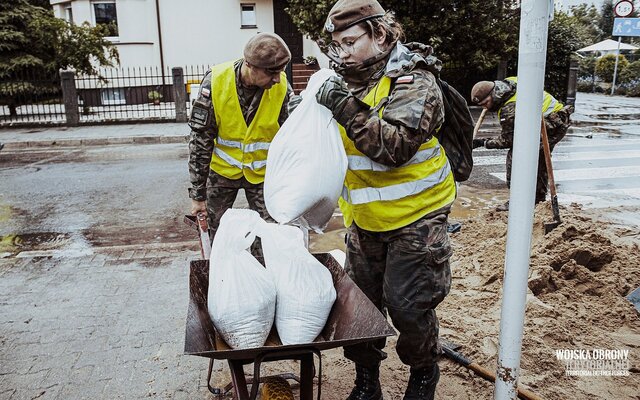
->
xmin=485 ymin=79 xmax=572 ymax=149
xmin=338 ymin=42 xmax=445 ymax=167
xmin=187 ymin=59 xmax=293 ymax=201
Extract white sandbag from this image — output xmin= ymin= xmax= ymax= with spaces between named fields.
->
xmin=208 ymin=209 xmax=276 ymax=349
xmin=256 ymin=223 xmax=337 ymax=345
xmin=264 ymin=68 xmax=348 ymax=233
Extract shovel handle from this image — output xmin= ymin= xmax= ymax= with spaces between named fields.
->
xmin=473 ymin=108 xmax=488 ymax=138
xmin=540 ymin=118 xmax=557 ymax=198
xmin=442 ymin=344 xmax=544 ymax=400
xmin=466 ymin=363 xmax=544 ymax=400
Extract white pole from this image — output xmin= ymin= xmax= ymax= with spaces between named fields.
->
xmin=611 ymin=36 xmax=622 ymax=96
xmin=493 ymin=0 xmax=550 ymax=398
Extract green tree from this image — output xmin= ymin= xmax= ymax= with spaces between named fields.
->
xmin=570 ymin=3 xmax=603 ymax=45
xmin=286 ymin=1 xmax=585 ymax=100
xmin=598 ymin=0 xmax=614 ymax=41
xmin=596 ymin=54 xmax=629 ymax=82
xmin=0 ymin=0 xmax=118 ymax=116
xmin=544 ymin=12 xmax=590 ymax=100
xmin=286 ymin=0 xmax=519 ymax=96
xmin=619 ymin=59 xmax=640 ymax=83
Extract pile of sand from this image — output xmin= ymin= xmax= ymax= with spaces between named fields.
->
xmin=297 ymin=204 xmax=640 ymax=399
xmin=438 ymin=203 xmax=640 ymax=399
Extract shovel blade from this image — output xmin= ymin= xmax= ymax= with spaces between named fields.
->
xmin=544 ymin=220 xmax=561 ymax=234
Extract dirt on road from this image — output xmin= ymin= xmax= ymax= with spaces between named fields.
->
xmin=291 ymin=203 xmax=640 ymax=399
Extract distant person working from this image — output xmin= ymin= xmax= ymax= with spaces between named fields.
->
xmin=471 ymin=77 xmax=574 ymax=211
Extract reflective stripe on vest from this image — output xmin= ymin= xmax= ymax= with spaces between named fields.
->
xmin=498 ymin=76 xmax=564 ymax=119
xmin=338 ymin=75 xmax=457 ymax=232
xmin=213 ymin=147 xmax=268 ymax=171
xmin=347 ymin=146 xmax=441 ymax=172
xmin=208 ymin=60 xmax=286 ymax=184
xmin=216 ymin=137 xmax=271 ymax=152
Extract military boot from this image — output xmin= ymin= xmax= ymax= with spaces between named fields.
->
xmin=346 ymin=364 xmax=383 ymax=400
xmin=403 ymin=364 xmax=439 ymax=400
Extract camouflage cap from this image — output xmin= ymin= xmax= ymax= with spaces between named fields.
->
xmin=471 ymin=81 xmax=495 ymax=104
xmin=243 ymin=33 xmax=291 ymax=70
xmin=325 ymin=0 xmax=386 ymax=33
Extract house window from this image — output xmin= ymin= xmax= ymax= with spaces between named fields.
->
xmin=64 ymin=4 xmax=74 ymax=24
xmin=241 ymin=4 xmax=257 ymax=28
xmin=101 ymin=88 xmax=126 ymax=105
xmin=93 ymin=1 xmax=119 ymax=37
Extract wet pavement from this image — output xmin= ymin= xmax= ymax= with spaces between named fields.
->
xmin=1 ymin=91 xmax=640 ymax=399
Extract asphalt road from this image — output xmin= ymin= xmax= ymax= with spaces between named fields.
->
xmin=2 ymin=91 xmax=640 ymax=256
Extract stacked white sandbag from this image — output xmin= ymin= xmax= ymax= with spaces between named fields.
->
xmin=257 ymin=223 xmax=337 ymax=345
xmin=208 ymin=209 xmax=276 ymax=349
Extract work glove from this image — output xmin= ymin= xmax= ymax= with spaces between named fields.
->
xmin=316 ymin=75 xmax=370 ymax=127
xmin=316 ymin=75 xmax=353 ymax=116
xmin=287 ymin=94 xmax=302 ymax=115
xmin=472 ymin=138 xmax=486 ymax=149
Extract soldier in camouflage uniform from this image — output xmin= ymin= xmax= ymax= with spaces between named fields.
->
xmin=471 ymin=77 xmax=574 ymax=210
xmin=315 ymin=1 xmax=456 ymax=399
xmin=187 ymin=33 xmax=293 ymax=251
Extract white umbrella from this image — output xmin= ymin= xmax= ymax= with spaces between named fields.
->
xmin=578 ymin=39 xmax=638 ymax=53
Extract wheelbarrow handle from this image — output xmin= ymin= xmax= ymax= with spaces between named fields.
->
xmin=196 ymin=212 xmax=211 ymax=260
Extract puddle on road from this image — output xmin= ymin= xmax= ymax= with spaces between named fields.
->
xmin=82 ymin=215 xmax=194 ymax=248
xmin=309 ymin=215 xmax=347 ymax=254
xmin=0 ymin=232 xmax=72 ymax=254
xmin=587 ymin=113 xmax=640 ymax=121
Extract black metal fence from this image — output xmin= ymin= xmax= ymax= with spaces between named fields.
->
xmin=1 ymin=62 xmax=576 ymax=127
xmin=0 ymin=69 xmax=66 ymax=125
xmin=1 ymin=65 xmax=212 ymax=127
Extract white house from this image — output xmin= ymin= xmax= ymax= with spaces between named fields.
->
xmin=49 ymin=0 xmax=327 ymax=70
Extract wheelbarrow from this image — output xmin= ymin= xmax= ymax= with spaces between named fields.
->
xmin=183 ymin=215 xmax=396 ymax=400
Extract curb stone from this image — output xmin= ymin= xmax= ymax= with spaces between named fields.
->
xmin=2 ymin=135 xmax=188 ymax=150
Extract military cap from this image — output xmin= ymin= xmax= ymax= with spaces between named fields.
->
xmin=244 ymin=33 xmax=291 ymax=70
xmin=471 ymin=81 xmax=496 ymax=104
xmin=325 ymin=0 xmax=386 ymax=33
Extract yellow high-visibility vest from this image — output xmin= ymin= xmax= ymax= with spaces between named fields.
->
xmin=498 ymin=76 xmax=564 ymax=119
xmin=209 ymin=61 xmax=287 ymax=183
xmin=339 ymin=76 xmax=457 ymax=232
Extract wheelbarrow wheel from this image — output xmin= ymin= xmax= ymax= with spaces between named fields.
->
xmin=261 ymin=377 xmax=294 ymax=400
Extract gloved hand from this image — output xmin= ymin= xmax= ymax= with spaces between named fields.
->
xmin=472 ymin=138 xmax=486 ymax=149
xmin=316 ymin=75 xmax=353 ymax=116
xmin=191 ymin=199 xmax=207 ymax=216
xmin=287 ymin=94 xmax=302 ymax=115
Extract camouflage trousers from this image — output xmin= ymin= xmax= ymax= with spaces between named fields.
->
xmin=506 ymin=109 xmax=571 ymax=202
xmin=206 ymin=171 xmax=274 ymax=257
xmin=343 ymin=211 xmax=452 ymax=370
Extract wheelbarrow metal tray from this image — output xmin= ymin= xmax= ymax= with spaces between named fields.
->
xmin=184 ymin=253 xmax=395 ymax=360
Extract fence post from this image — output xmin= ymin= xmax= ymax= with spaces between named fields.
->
xmin=566 ymin=59 xmax=578 ymax=106
xmin=60 ymin=69 xmax=79 ymax=126
xmin=496 ymin=60 xmax=508 ymax=80
xmin=172 ymin=67 xmax=188 ymax=122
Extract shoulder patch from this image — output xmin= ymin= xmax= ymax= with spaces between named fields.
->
xmin=396 ymin=75 xmax=414 ymax=84
xmin=200 ymin=88 xmax=211 ymax=98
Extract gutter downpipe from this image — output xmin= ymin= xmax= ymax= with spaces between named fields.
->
xmin=493 ymin=0 xmax=551 ymax=399
xmin=155 ymin=0 xmax=166 ymax=89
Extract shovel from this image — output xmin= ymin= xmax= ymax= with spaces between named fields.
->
xmin=474 ymin=108 xmax=488 ymax=138
xmin=440 ymin=338 xmax=544 ymax=400
xmin=540 ymin=118 xmax=561 ymax=233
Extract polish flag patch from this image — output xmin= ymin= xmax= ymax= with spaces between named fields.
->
xmin=396 ymin=75 xmax=414 ymax=84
